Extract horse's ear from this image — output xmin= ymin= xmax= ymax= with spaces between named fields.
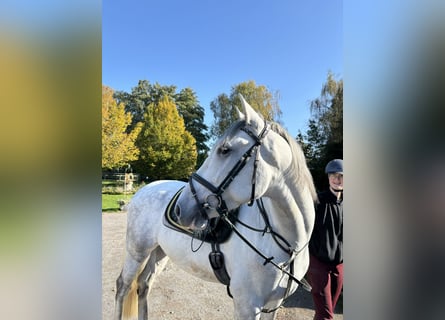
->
xmin=238 ymin=94 xmax=263 ymax=126
xmin=235 ymin=107 xmax=245 ymax=120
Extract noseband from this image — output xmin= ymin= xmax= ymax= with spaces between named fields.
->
xmin=189 ymin=120 xmax=269 ymax=221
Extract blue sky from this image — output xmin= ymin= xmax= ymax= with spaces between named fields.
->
xmin=102 ymin=0 xmax=342 ymax=137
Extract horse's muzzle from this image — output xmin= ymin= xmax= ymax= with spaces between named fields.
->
xmin=174 ymin=203 xmax=209 ymax=231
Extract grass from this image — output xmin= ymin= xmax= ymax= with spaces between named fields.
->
xmin=102 ymin=180 xmax=118 ymax=186
xmin=102 ymin=179 xmax=140 ymax=211
xmin=102 ymin=180 xmax=144 ymax=211
xmin=102 ymin=193 xmax=133 ymax=212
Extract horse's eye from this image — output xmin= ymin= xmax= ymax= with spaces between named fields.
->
xmin=218 ymin=146 xmax=231 ymax=155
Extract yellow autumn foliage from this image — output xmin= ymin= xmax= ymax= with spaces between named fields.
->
xmin=102 ymin=85 xmax=141 ymax=170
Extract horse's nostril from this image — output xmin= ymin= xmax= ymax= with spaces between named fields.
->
xmin=174 ymin=205 xmax=181 ymax=218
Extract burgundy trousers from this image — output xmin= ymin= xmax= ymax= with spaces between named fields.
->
xmin=307 ymin=255 xmax=343 ymax=320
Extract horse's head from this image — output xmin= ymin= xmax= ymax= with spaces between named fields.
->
xmin=174 ymin=95 xmax=295 ymax=231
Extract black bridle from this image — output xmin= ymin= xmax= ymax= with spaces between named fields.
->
xmin=188 ymin=119 xmax=269 ymax=221
xmin=187 ymin=119 xmax=312 ymax=298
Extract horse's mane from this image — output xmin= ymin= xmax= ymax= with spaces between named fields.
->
xmin=269 ymin=122 xmax=318 ymax=202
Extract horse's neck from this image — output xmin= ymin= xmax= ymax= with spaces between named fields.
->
xmin=265 ymin=182 xmax=314 ymax=251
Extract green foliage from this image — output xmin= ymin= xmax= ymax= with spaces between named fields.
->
xmin=310 ymin=72 xmax=343 ymax=146
xmin=298 ymin=71 xmax=343 ymax=191
xmin=134 ymin=96 xmax=197 ymax=180
xmin=209 ymin=80 xmax=281 ymax=141
xmin=175 ymin=87 xmax=209 ymax=167
xmin=114 ymin=80 xmax=209 ymax=168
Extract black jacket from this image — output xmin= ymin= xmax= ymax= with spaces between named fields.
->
xmin=309 ymin=190 xmax=343 ymax=264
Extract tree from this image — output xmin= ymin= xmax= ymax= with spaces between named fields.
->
xmin=102 ymin=85 xmax=141 ymax=170
xmin=209 ymin=80 xmax=281 ymax=140
xmin=175 ymin=87 xmax=209 ymax=167
xmin=134 ymin=96 xmax=197 ymax=180
xmin=299 ymin=72 xmax=343 ymax=190
xmin=115 ymin=80 xmax=209 ymax=168
xmin=310 ymin=71 xmax=343 ymax=148
xmin=114 ymin=80 xmax=177 ymax=131
xmin=296 ymin=119 xmax=324 ymax=166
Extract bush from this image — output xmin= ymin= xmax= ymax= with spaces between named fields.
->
xmin=102 ymin=185 xmax=125 ymax=194
xmin=102 ymin=180 xmax=145 ymax=195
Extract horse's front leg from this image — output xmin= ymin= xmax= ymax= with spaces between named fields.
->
xmin=232 ymin=294 xmax=263 ymax=320
xmin=233 ymin=305 xmax=262 ymax=320
xmin=259 ymin=310 xmax=278 ymax=320
xmin=231 ymin=273 xmax=281 ymax=320
xmin=233 ymin=302 xmax=278 ymax=320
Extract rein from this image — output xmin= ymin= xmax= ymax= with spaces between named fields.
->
xmin=221 ymin=202 xmax=311 ymax=291
xmin=236 ymin=198 xmax=295 ymax=255
xmin=220 ymin=204 xmax=311 ymax=313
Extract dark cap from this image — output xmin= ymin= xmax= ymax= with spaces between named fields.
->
xmin=325 ymin=159 xmax=343 ymax=174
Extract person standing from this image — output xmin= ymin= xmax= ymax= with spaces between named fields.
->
xmin=308 ymin=159 xmax=343 ymax=320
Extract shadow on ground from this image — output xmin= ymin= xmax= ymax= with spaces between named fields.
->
xmin=283 ymin=286 xmax=343 ymax=314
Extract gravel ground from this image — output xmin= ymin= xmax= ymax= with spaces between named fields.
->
xmin=102 ymin=212 xmax=343 ymax=320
